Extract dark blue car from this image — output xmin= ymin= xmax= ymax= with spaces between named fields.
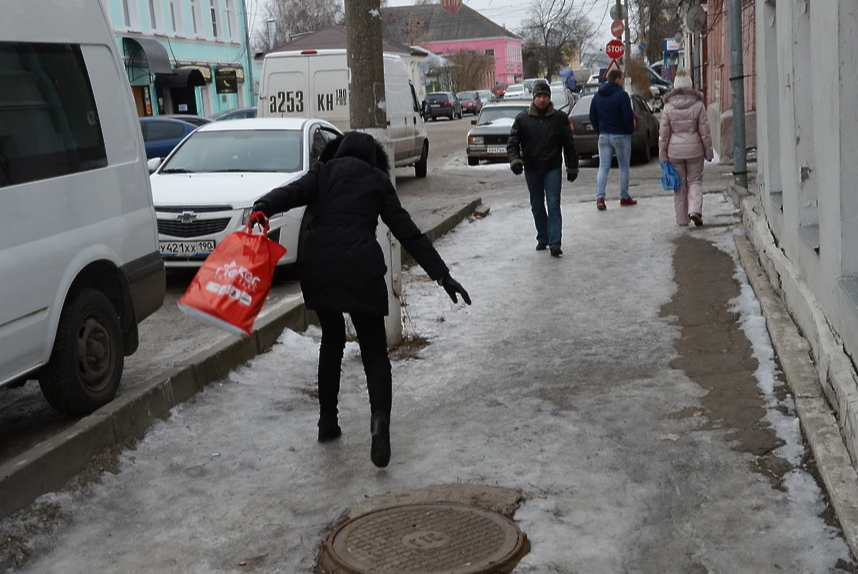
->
xmin=139 ymin=118 xmax=198 ymax=159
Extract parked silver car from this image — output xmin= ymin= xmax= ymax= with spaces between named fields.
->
xmin=465 ymin=101 xmax=531 ymax=165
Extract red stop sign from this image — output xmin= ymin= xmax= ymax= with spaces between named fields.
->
xmin=441 ymin=0 xmax=462 ymax=14
xmin=606 ymin=39 xmax=625 ymax=60
xmin=611 ymin=20 xmax=624 ymax=38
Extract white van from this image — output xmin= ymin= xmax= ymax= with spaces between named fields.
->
xmin=0 ymin=0 xmax=165 ymax=414
xmin=258 ymin=49 xmax=429 ymax=178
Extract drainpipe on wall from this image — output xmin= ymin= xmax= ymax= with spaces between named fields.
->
xmin=729 ymin=0 xmax=748 ymax=188
xmin=238 ymin=0 xmax=255 ymax=106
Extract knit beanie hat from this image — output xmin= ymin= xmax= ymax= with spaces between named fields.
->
xmin=673 ymin=68 xmax=693 ymax=89
xmin=532 ymin=82 xmax=551 ymax=99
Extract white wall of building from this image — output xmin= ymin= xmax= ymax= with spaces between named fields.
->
xmin=754 ymin=0 xmax=858 ymax=467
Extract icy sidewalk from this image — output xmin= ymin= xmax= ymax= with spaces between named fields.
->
xmin=9 ymin=193 xmax=853 ymax=573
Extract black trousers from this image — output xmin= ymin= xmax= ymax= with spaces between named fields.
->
xmin=315 ymin=310 xmax=392 ymax=419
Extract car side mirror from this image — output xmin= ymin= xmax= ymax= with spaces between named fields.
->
xmin=147 ymin=157 xmax=163 ymax=173
xmin=471 ymin=119 xmax=477 ymax=125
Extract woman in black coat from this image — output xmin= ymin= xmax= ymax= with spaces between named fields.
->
xmin=251 ymin=131 xmax=470 ymax=468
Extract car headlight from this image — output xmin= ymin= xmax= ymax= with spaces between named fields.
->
xmin=240 ymin=207 xmax=253 ymax=225
xmin=468 ymin=136 xmax=484 ymax=145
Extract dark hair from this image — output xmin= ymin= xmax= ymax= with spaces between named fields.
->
xmin=606 ymin=69 xmax=624 ymax=83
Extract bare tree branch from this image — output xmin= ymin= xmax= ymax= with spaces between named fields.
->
xmin=252 ymin=0 xmax=344 ymax=53
xmin=517 ymin=0 xmax=594 ymax=80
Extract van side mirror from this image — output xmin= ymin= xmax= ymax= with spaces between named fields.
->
xmin=147 ymin=158 xmax=162 ymax=173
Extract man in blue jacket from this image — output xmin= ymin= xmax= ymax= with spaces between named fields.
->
xmin=589 ymin=69 xmax=637 ymax=210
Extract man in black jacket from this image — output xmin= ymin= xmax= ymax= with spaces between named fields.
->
xmin=251 ymin=131 xmax=470 ymax=468
xmin=507 ymin=81 xmax=579 ymax=257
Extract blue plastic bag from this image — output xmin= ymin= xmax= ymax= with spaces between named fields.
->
xmin=660 ymin=161 xmax=681 ymax=191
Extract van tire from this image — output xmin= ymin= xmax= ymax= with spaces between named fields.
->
xmin=38 ymin=288 xmax=124 ymax=415
xmin=415 ymin=141 xmax=429 ymax=178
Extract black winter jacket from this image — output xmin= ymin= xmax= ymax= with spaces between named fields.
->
xmin=254 ymin=132 xmax=448 ymax=316
xmin=507 ymin=102 xmax=579 ymax=172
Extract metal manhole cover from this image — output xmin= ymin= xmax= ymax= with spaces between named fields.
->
xmin=320 ymin=503 xmax=529 ymax=574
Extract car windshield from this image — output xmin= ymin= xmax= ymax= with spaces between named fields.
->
xmin=160 ymin=130 xmax=303 ymax=173
xmin=427 ymin=93 xmax=450 ymax=103
xmin=550 ymin=87 xmax=568 ymax=106
xmin=477 ymin=106 xmax=528 ymax=125
xmin=457 ymin=92 xmax=477 ymax=100
xmin=571 ymin=95 xmax=593 ymax=116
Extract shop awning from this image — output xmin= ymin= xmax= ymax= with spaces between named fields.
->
xmin=123 ymin=37 xmax=173 ymax=75
xmin=155 ymin=68 xmax=207 ymax=88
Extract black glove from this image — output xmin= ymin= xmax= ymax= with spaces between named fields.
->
xmin=566 ymin=169 xmax=579 ymax=182
xmin=510 ymin=160 xmax=524 ymax=176
xmin=441 ymin=274 xmax=471 ymax=305
xmin=249 ymin=201 xmax=270 ymax=229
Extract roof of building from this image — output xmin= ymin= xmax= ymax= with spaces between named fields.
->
xmin=381 ymin=4 xmax=520 ymax=46
xmin=268 ymin=27 xmax=416 ymax=56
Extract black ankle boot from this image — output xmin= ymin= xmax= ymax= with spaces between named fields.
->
xmin=370 ymin=412 xmax=390 ymax=468
xmin=318 ymin=413 xmax=342 ymax=442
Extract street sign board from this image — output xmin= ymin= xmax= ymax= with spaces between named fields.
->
xmin=606 ymin=39 xmax=625 ymax=60
xmin=611 ymin=19 xmax=624 ymax=38
xmin=440 ymin=0 xmax=462 ymax=14
xmin=609 ymin=3 xmax=627 ymax=20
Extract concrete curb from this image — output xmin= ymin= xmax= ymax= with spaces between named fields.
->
xmin=0 ymin=200 xmax=481 ymax=520
xmin=734 ymin=234 xmax=858 ymax=557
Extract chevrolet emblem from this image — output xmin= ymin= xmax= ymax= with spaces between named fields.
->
xmin=177 ymin=211 xmax=198 ymax=223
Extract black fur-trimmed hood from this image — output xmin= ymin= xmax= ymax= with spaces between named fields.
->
xmin=318 ymin=131 xmax=391 ymax=176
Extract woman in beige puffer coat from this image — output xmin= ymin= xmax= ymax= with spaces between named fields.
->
xmin=658 ymin=69 xmax=714 ymax=226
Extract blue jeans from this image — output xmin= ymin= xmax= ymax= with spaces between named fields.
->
xmin=524 ymin=167 xmax=562 ymax=248
xmin=596 ymin=134 xmax=632 ymax=200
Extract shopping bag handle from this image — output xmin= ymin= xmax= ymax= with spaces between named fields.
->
xmin=246 ymin=211 xmax=270 ymax=234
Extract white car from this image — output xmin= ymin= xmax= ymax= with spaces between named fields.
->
xmin=148 ymin=118 xmax=342 ymax=268
xmin=503 ymin=84 xmax=529 ymax=100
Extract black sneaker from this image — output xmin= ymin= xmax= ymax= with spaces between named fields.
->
xmin=536 ymin=242 xmax=548 ymax=251
xmin=318 ymin=414 xmax=342 ymax=442
xmin=370 ymin=412 xmax=391 ymax=468
xmin=550 ymin=247 xmax=563 ymax=257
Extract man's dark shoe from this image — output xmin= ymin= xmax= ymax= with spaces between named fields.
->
xmin=690 ymin=213 xmax=703 ymax=226
xmin=596 ymin=198 xmax=606 ymax=210
xmin=619 ymin=197 xmax=638 ymax=206
xmin=370 ymin=412 xmax=391 ymax=468
xmin=318 ymin=414 xmax=342 ymax=443
xmin=536 ymin=242 xmax=548 ymax=251
xmin=550 ymin=247 xmax=563 ymax=257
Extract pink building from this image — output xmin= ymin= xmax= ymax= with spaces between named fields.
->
xmin=698 ymin=1 xmax=757 ymax=159
xmin=382 ymin=5 xmax=523 ymax=88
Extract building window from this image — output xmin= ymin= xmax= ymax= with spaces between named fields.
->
xmin=224 ymin=0 xmax=238 ymax=40
xmin=485 ymin=49 xmax=495 ymax=57
xmin=121 ymin=0 xmax=141 ymax=29
xmin=0 ymin=42 xmax=107 ymax=188
xmin=210 ymin=0 xmax=219 ymax=38
xmin=169 ymin=0 xmax=183 ymax=35
xmin=148 ymin=0 xmax=161 ymax=31
xmin=190 ymin=0 xmax=201 ymax=35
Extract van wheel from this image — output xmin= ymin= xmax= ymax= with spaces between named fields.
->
xmin=415 ymin=141 xmax=429 ymax=178
xmin=38 ymin=288 xmax=124 ymax=415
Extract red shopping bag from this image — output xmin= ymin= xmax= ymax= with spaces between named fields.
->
xmin=177 ymin=214 xmax=287 ymax=337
